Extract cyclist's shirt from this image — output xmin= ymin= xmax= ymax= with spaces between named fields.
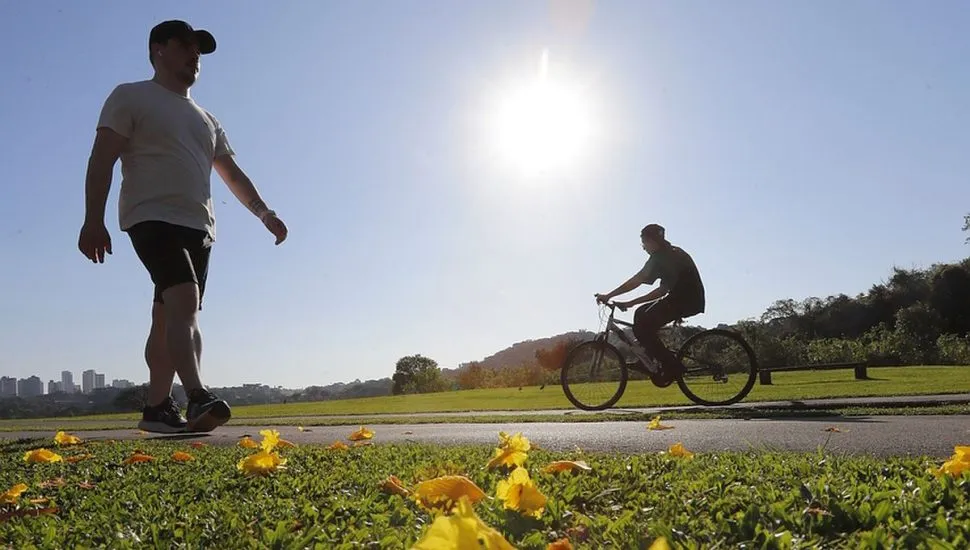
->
xmin=634 ymin=245 xmax=706 ymax=314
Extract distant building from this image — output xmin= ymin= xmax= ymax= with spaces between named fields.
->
xmin=61 ymin=371 xmax=74 ymax=394
xmin=0 ymin=376 xmax=17 ymax=397
xmin=48 ymin=380 xmax=61 ymax=394
xmin=17 ymin=376 xmax=43 ymax=397
xmin=82 ymin=369 xmax=96 ymax=394
xmin=95 ymin=373 xmax=105 ymax=390
xmin=112 ymin=379 xmax=134 ymax=389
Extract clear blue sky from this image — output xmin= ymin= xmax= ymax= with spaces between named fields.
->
xmin=1 ymin=1 xmax=968 ymax=389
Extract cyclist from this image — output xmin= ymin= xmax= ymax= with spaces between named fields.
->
xmin=594 ymin=223 xmax=706 ymax=387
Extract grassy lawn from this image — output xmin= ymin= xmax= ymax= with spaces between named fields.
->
xmin=0 ymin=432 xmax=967 ymax=548
xmin=0 ymin=367 xmax=967 ymax=433
xmin=1 ymin=403 xmax=969 ymax=433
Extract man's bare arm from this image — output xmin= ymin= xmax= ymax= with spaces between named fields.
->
xmin=599 ymin=274 xmax=643 ymax=302
xmin=619 ymin=285 xmax=668 ymax=309
xmin=213 ymin=154 xmax=273 ymax=219
xmin=84 ymin=128 xmax=127 ymax=223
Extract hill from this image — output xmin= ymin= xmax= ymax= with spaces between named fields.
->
xmin=445 ymin=330 xmax=595 ymax=374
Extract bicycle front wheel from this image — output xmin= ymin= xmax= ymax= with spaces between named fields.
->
xmin=560 ymin=340 xmax=628 ymax=411
xmin=675 ymin=329 xmax=758 ymax=406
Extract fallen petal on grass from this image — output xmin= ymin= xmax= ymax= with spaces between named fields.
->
xmin=411 ymin=496 xmax=515 ymax=550
xmin=348 ymin=426 xmax=374 ymax=441
xmin=412 ymin=475 xmax=487 ymax=513
xmin=665 ymin=442 xmax=694 ymax=459
xmin=237 ymin=450 xmax=287 ymax=477
xmin=23 ymin=449 xmax=62 ymax=464
xmin=379 ymin=475 xmax=411 ymax=498
xmin=123 ymin=452 xmax=155 ymax=465
xmin=0 ymin=483 xmax=28 ymax=505
xmin=171 ymin=451 xmax=194 ymax=463
xmin=53 ymin=431 xmax=82 ymax=446
xmin=495 ymin=466 xmax=547 ymax=519
xmin=543 ymin=460 xmax=591 ymax=474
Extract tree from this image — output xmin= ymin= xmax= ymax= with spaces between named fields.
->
xmin=457 ymin=362 xmax=489 ymax=390
xmin=963 ymin=213 xmax=969 ymax=243
xmin=392 ymin=354 xmax=446 ymax=395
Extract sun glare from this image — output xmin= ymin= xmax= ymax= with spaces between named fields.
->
xmin=487 ymin=50 xmax=595 ymax=177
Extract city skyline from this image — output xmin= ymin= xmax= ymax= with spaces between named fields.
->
xmin=0 ymin=368 xmax=135 ymax=398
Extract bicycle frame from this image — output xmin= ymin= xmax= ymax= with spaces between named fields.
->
xmin=594 ymin=301 xmax=667 ymax=375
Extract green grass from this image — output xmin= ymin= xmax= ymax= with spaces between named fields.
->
xmin=0 ymin=436 xmax=967 ymax=548
xmin=1 ymin=403 xmax=969 ymax=433
xmin=1 ymin=366 xmax=967 ymax=433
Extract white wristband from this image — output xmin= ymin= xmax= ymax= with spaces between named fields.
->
xmin=259 ymin=209 xmax=276 ymax=222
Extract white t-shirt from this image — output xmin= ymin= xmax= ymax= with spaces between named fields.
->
xmin=96 ymin=79 xmax=234 ymax=241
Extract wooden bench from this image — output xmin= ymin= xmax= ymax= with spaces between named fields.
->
xmin=758 ymin=361 xmax=869 ymax=385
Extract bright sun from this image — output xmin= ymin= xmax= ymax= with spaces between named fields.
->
xmin=486 ymin=50 xmax=595 ymax=177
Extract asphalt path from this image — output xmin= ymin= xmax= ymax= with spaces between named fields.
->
xmin=4 ymin=414 xmax=968 ymax=459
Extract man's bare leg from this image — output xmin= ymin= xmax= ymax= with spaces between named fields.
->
xmin=160 ymin=281 xmax=204 ymax=394
xmin=138 ymin=300 xmax=189 ymax=433
xmin=145 ymin=302 xmax=177 ymax=406
xmin=161 ymin=280 xmax=231 ymax=432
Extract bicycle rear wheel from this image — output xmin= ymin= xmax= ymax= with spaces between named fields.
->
xmin=560 ymin=340 xmax=628 ymax=411
xmin=675 ymin=329 xmax=757 ymax=406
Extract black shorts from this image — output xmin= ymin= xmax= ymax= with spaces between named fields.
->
xmin=126 ymin=220 xmax=212 ymax=310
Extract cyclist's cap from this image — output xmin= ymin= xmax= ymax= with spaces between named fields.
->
xmin=149 ymin=20 xmax=216 ymax=55
xmin=640 ymin=223 xmax=666 ymax=241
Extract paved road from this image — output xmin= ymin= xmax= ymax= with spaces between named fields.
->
xmin=4 ymin=414 xmax=968 ymax=458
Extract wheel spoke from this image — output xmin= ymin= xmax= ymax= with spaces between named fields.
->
xmin=560 ymin=341 xmax=627 ymax=411
xmin=676 ymin=329 xmax=757 ymax=406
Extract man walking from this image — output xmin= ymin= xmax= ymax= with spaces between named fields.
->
xmin=77 ymin=20 xmax=288 ymax=433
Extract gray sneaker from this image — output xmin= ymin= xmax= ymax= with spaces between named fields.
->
xmin=138 ymin=396 xmax=188 ymax=433
xmin=185 ymin=388 xmax=231 ymax=433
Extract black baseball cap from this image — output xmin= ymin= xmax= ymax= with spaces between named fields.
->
xmin=641 ymin=223 xmax=666 ymax=241
xmin=149 ymin=20 xmax=216 ymax=54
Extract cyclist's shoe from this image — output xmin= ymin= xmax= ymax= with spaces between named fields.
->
xmin=650 ymin=361 xmax=686 ymax=388
xmin=138 ymin=396 xmax=187 ymax=433
xmin=185 ymin=388 xmax=232 ymax=433
xmin=649 ymin=370 xmax=677 ymax=388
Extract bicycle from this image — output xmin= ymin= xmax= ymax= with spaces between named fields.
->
xmin=560 ymin=301 xmax=759 ymax=410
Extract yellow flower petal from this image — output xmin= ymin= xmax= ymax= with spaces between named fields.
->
xmin=348 ymin=426 xmax=374 ymax=441
xmin=380 ymin=475 xmax=411 ymax=498
xmin=53 ymin=431 xmax=82 ymax=446
xmin=238 ymin=436 xmax=259 ymax=449
xmin=123 ymin=452 xmax=155 ymax=464
xmin=543 ymin=460 xmax=591 ymax=474
xmin=649 ymin=537 xmax=671 ymax=550
xmin=237 ymin=450 xmax=287 ymax=476
xmin=412 ymin=475 xmax=487 ymax=513
xmin=548 ymin=538 xmax=574 ymax=550
xmin=278 ymin=439 xmax=297 ymax=448
xmin=486 ymin=432 xmax=531 ymax=470
xmin=259 ymin=429 xmax=281 ymax=452
xmin=495 ymin=466 xmax=546 ymax=518
xmin=171 ymin=451 xmax=194 ymax=462
xmin=328 ymin=441 xmax=349 ymax=450
xmin=23 ymin=449 xmax=63 ymax=464
xmin=412 ymin=495 xmax=515 ymax=550
xmin=0 ymin=483 xmax=28 ymax=505
xmin=666 ymin=442 xmax=694 ymax=459
xmin=647 ymin=416 xmax=674 ymax=431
